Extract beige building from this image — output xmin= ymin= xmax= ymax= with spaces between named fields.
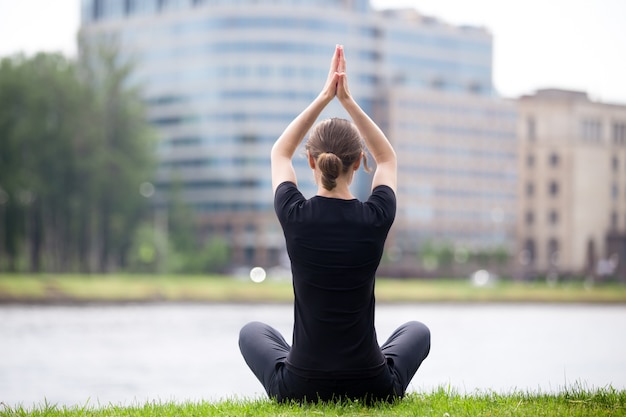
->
xmin=516 ymin=89 xmax=626 ymax=280
xmin=383 ymin=88 xmax=518 ymax=275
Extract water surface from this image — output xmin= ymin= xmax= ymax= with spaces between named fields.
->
xmin=1 ymin=303 xmax=624 ymax=407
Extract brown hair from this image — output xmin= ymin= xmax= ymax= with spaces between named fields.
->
xmin=305 ymin=118 xmax=370 ymax=191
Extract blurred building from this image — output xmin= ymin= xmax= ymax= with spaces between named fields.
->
xmin=516 ymin=89 xmax=626 ymax=280
xmin=372 ymin=8 xmax=517 ymax=275
xmin=80 ymin=0 xmax=516 ymax=271
xmin=386 ymin=89 xmax=517 ymax=274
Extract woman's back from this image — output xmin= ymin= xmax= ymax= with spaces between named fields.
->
xmin=275 ymin=181 xmax=396 ymax=378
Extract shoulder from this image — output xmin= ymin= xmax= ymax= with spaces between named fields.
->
xmin=275 ymin=181 xmax=301 ymax=200
xmin=368 ymin=185 xmax=396 ymax=204
xmin=364 ymin=185 xmax=396 ymax=222
xmin=274 ymin=181 xmax=305 ymax=218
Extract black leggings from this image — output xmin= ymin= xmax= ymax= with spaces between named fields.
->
xmin=238 ymin=321 xmax=430 ymax=403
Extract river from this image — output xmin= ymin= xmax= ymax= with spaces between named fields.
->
xmin=1 ymin=303 xmax=625 ymax=407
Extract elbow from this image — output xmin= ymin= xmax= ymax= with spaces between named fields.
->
xmin=377 ymin=148 xmax=397 ymax=166
xmin=270 ymin=142 xmax=285 ymax=161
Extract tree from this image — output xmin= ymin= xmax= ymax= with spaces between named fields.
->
xmin=0 ymin=53 xmax=86 ymax=271
xmin=77 ymin=39 xmax=157 ymax=272
xmin=0 ymin=43 xmax=156 ymax=272
xmin=417 ymin=240 xmax=455 ymax=274
xmin=159 ymin=176 xmax=233 ymax=274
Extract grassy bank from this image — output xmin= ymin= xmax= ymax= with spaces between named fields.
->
xmin=2 ymin=388 xmax=625 ymax=417
xmin=1 ymin=273 xmax=625 ymax=304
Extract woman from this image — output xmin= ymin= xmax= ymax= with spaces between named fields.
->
xmin=239 ymin=45 xmax=430 ymax=403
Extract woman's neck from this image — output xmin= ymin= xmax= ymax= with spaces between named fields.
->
xmin=316 ymin=183 xmax=355 ymax=200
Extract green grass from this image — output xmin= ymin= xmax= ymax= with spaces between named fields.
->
xmin=1 ymin=273 xmax=625 ymax=304
xmin=2 ymin=388 xmax=625 ymax=416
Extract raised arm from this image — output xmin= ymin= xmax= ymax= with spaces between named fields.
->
xmin=335 ymin=46 xmax=397 ymax=193
xmin=271 ymin=46 xmax=342 ymax=193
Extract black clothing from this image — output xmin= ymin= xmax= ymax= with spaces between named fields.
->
xmin=239 ymin=320 xmax=430 ymax=403
xmin=274 ymin=181 xmax=396 ymax=379
xmin=239 ymin=181 xmax=430 ymax=402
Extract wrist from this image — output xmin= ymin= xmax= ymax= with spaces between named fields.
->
xmin=316 ymin=91 xmax=335 ymax=106
xmin=339 ymin=95 xmax=358 ymax=112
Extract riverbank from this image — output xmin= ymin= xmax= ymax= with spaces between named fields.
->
xmin=1 ymin=273 xmax=625 ymax=304
xmin=2 ymin=388 xmax=624 ymax=416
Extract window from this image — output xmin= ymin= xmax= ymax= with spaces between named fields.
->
xmin=524 ymin=239 xmax=536 ymax=264
xmin=431 ymin=78 xmax=445 ymax=90
xmin=524 ymin=211 xmax=534 ymax=225
xmin=613 ymin=155 xmax=620 ymax=172
xmin=548 ymin=181 xmax=559 ymax=197
xmin=239 ymin=134 xmax=257 ymax=144
xmin=547 ymin=238 xmax=559 ymax=266
xmin=527 ymin=153 xmax=535 ymax=168
xmin=268 ymin=248 xmax=280 ymax=265
xmin=244 ymin=246 xmax=255 ymax=265
xmin=93 ymin=0 xmax=104 ymax=19
xmin=100 ymin=0 xmax=126 ymax=18
xmin=548 ymin=210 xmax=558 ymax=225
xmin=581 ymin=118 xmax=602 ymax=142
xmin=613 ymin=122 xmax=626 ymax=145
xmin=526 ymin=182 xmax=535 ymax=197
xmin=133 ymin=0 xmax=158 ymax=15
xmin=611 ymin=211 xmax=618 ymax=229
xmin=549 ymin=153 xmax=559 ymax=167
xmin=468 ymin=82 xmax=483 ymax=94
xmin=359 ymin=26 xmax=382 ymax=38
xmin=527 ymin=116 xmax=536 ymax=141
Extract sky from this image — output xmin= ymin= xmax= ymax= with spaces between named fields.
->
xmin=1 ymin=0 xmax=625 ymax=103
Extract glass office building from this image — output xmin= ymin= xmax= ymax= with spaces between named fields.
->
xmin=80 ymin=0 xmax=514 ymax=271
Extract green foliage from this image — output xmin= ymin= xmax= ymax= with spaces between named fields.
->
xmin=1 ymin=388 xmax=624 ymax=417
xmin=2 ymin=274 xmax=625 ymax=304
xmin=0 ymin=43 xmax=156 ymax=272
xmin=126 ymin=222 xmax=168 ymax=273
xmin=416 ymin=239 xmax=512 ymax=276
xmin=471 ymin=245 xmax=511 ymax=268
xmin=418 ymin=241 xmax=457 ymax=272
xmin=122 ymin=173 xmax=231 ymax=275
xmin=165 ymin=176 xmax=195 ymax=253
xmin=170 ymin=236 xmax=232 ymax=274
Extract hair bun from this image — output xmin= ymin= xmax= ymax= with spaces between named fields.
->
xmin=305 ymin=118 xmax=369 ymax=191
xmin=317 ymin=152 xmax=341 ymax=190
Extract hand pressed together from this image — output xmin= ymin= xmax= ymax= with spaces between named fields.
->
xmin=320 ymin=44 xmax=352 ymax=104
xmin=271 ymin=43 xmax=396 ymax=193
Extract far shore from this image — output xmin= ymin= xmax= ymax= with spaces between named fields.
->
xmin=1 ymin=274 xmax=625 ymax=305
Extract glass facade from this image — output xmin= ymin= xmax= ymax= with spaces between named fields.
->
xmin=80 ymin=0 xmax=504 ymax=268
xmin=384 ymin=24 xmax=493 ymax=95
xmin=388 ymin=88 xmax=517 ymax=258
xmin=82 ymin=0 xmax=371 ymax=22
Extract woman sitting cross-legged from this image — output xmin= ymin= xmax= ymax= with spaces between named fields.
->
xmin=239 ymin=44 xmax=431 ymax=403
